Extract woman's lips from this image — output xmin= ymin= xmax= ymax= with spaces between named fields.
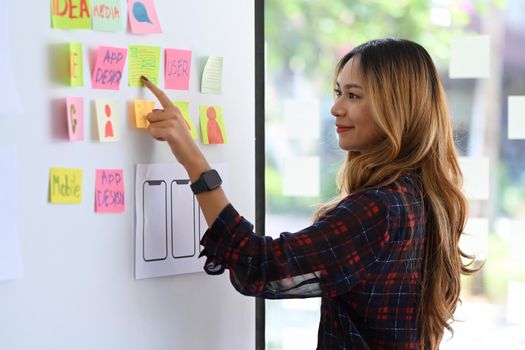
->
xmin=336 ymin=126 xmax=354 ymax=133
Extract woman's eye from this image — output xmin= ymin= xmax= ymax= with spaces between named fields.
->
xmin=348 ymin=93 xmax=359 ymax=99
xmin=334 ymin=89 xmax=342 ymax=97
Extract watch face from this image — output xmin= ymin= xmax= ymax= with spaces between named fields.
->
xmin=202 ymin=169 xmax=222 ymax=189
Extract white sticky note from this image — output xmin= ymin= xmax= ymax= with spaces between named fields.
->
xmin=508 ymin=96 xmax=525 ymax=140
xmin=0 ymin=148 xmax=23 ymax=281
xmin=507 ymin=281 xmax=525 ymax=324
xmin=508 ymin=220 xmax=525 ymax=265
xmin=460 ymin=217 xmax=489 ymax=261
xmin=459 ymin=157 xmax=489 ymax=200
xmin=449 ymin=35 xmax=490 ymax=79
xmin=284 ymin=98 xmax=320 ymax=140
xmin=201 ymin=56 xmax=223 ymax=94
xmin=283 ymin=156 xmax=320 ymax=197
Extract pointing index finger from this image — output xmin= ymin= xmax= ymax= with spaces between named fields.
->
xmin=141 ymin=76 xmax=173 ymax=110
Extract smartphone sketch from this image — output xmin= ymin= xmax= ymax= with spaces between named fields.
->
xmin=171 ymin=179 xmax=196 ymax=258
xmin=143 ymin=180 xmax=168 ymax=262
xmin=197 ymin=203 xmax=207 ymax=253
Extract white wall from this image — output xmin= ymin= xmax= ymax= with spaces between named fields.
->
xmin=0 ymin=1 xmax=255 ymax=349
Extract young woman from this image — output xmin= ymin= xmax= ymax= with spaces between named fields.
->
xmin=141 ymin=38 xmax=478 ymax=350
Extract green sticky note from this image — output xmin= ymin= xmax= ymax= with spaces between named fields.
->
xmin=201 ymin=56 xmax=223 ymax=94
xmin=128 ymin=45 xmax=161 ymax=87
xmin=199 ymin=105 xmax=227 ymax=144
xmin=173 ymin=101 xmax=198 ymax=140
xmin=91 ymin=0 xmax=123 ymax=32
xmin=69 ymin=43 xmax=83 ymax=87
xmin=51 ymin=0 xmax=92 ymax=30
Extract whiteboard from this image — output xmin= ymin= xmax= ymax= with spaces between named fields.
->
xmin=0 ymin=1 xmax=256 ymax=349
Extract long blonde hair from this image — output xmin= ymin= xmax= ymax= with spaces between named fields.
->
xmin=315 ymin=38 xmax=479 ymax=349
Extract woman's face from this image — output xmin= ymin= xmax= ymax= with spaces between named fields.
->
xmin=331 ymin=57 xmax=383 ymax=152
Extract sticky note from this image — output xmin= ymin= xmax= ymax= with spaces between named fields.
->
xmin=128 ymin=45 xmax=161 ymax=86
xmin=95 ymin=100 xmax=120 ymax=142
xmin=95 ymin=169 xmax=125 ymax=212
xmin=134 ymin=100 xmax=155 ymax=128
xmin=49 ymin=168 xmax=83 ymax=204
xmin=51 ymin=0 xmax=92 ymax=29
xmin=460 ymin=217 xmax=489 ymax=261
xmin=69 ymin=43 xmax=84 ymax=87
xmin=199 ymin=105 xmax=227 ymax=144
xmin=92 ymin=46 xmax=128 ymax=90
xmin=66 ymin=97 xmax=84 ymax=141
xmin=92 ymin=0 xmax=124 ymax=32
xmin=508 ymin=96 xmax=525 ymax=140
xmin=173 ymin=101 xmax=197 ymax=140
xmin=459 ymin=157 xmax=489 ymax=200
xmin=201 ymin=56 xmax=223 ymax=94
xmin=128 ymin=0 xmax=162 ymax=34
xmin=165 ymin=49 xmax=192 ymax=90
xmin=283 ymin=156 xmax=320 ymax=197
xmin=449 ymin=35 xmax=490 ymax=79
xmin=507 ymin=281 xmax=525 ymax=324
xmin=284 ymin=98 xmax=320 ymax=140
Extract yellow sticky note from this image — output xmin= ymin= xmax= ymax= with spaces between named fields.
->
xmin=199 ymin=105 xmax=227 ymax=144
xmin=128 ymin=45 xmax=161 ymax=86
xmin=51 ymin=0 xmax=92 ymax=30
xmin=69 ymin=43 xmax=83 ymax=87
xmin=173 ymin=101 xmax=198 ymax=140
xmin=134 ymin=100 xmax=154 ymax=128
xmin=49 ymin=168 xmax=83 ymax=204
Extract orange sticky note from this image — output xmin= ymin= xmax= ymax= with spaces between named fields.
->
xmin=134 ymin=100 xmax=154 ymax=128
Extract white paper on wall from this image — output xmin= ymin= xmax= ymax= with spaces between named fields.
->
xmin=0 ymin=0 xmax=22 ymax=115
xmin=459 ymin=157 xmax=490 ymax=200
xmin=134 ymin=162 xmax=227 ymax=279
xmin=283 ymin=98 xmax=320 ymax=140
xmin=508 ymin=96 xmax=525 ymax=140
xmin=507 ymin=281 xmax=525 ymax=324
xmin=449 ymin=35 xmax=490 ymax=79
xmin=283 ymin=156 xmax=320 ymax=197
xmin=460 ymin=217 xmax=489 ymax=261
xmin=0 ymin=148 xmax=23 ymax=281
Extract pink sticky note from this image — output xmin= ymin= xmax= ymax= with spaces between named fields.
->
xmin=92 ymin=46 xmax=128 ymax=90
xmin=66 ymin=97 xmax=84 ymax=141
xmin=128 ymin=0 xmax=162 ymax=34
xmin=95 ymin=169 xmax=125 ymax=213
xmin=165 ymin=49 xmax=192 ymax=90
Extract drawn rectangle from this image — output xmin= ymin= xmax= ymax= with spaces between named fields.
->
xmin=171 ymin=179 xmax=196 ymax=258
xmin=143 ymin=180 xmax=168 ymax=261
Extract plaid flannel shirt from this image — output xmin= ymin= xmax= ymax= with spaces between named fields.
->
xmin=200 ymin=173 xmax=425 ymax=349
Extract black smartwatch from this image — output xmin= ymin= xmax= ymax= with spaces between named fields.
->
xmin=190 ymin=169 xmax=223 ymax=194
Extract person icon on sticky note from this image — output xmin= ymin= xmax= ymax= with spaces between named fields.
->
xmin=206 ymin=107 xmax=224 ymax=144
xmin=104 ymin=104 xmax=114 ymax=138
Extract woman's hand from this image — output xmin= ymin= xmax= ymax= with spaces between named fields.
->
xmin=140 ymin=75 xmax=229 ymax=227
xmin=141 ymin=75 xmax=207 ymax=172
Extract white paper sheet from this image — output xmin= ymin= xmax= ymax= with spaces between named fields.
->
xmin=459 ymin=157 xmax=490 ymax=200
xmin=449 ymin=35 xmax=490 ymax=79
xmin=508 ymin=96 xmax=525 ymax=140
xmin=135 ymin=162 xmax=228 ymax=279
xmin=283 ymin=98 xmax=320 ymax=140
xmin=460 ymin=217 xmax=489 ymax=261
xmin=0 ymin=0 xmax=22 ymax=115
xmin=283 ymin=156 xmax=320 ymax=197
xmin=0 ymin=148 xmax=23 ymax=281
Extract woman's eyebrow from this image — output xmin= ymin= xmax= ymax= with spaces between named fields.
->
xmin=335 ymin=82 xmax=363 ymax=89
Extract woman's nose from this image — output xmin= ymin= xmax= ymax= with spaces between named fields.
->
xmin=330 ymin=101 xmax=344 ymax=118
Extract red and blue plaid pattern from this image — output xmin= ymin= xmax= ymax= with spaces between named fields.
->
xmin=200 ymin=173 xmax=425 ymax=349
